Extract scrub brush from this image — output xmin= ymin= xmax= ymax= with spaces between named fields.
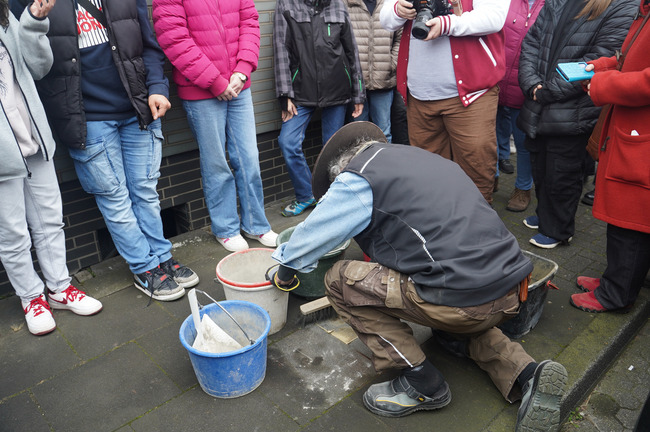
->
xmin=298 ymin=296 xmax=337 ymax=327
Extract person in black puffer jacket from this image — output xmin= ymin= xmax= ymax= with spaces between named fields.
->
xmin=517 ymin=0 xmax=636 ymax=249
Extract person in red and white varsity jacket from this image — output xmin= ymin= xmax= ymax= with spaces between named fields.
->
xmin=380 ymin=0 xmax=507 ymax=204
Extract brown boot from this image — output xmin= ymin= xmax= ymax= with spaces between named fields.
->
xmin=506 ymin=188 xmax=531 ymax=212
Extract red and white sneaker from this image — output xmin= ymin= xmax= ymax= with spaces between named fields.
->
xmin=48 ymin=285 xmax=103 ymax=316
xmin=22 ymin=295 xmax=56 ymax=336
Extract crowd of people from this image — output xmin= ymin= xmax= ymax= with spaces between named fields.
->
xmin=1 ymin=0 xmax=648 ymax=429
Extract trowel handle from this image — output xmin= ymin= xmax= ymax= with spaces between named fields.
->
xmin=188 ymin=289 xmax=202 ymax=331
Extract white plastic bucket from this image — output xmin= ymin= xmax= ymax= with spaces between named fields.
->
xmin=215 ymin=248 xmax=288 ymax=335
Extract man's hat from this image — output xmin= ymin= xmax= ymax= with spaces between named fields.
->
xmin=311 ymin=121 xmax=387 ymax=200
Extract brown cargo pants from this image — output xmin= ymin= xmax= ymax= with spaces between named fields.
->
xmin=324 ymin=260 xmax=534 ymax=402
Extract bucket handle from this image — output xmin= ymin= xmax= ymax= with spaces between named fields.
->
xmin=194 ymin=289 xmax=255 ymax=345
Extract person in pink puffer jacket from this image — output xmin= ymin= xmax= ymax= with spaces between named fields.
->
xmin=152 ymin=0 xmax=277 ymax=252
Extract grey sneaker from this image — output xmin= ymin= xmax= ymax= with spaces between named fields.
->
xmin=134 ymin=266 xmax=185 ymax=302
xmin=516 ymin=360 xmax=567 ymax=432
xmin=362 ymin=375 xmax=451 ymax=418
xmin=160 ymin=258 xmax=199 ymax=289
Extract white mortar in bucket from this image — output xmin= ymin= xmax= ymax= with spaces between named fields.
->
xmin=216 ymin=248 xmax=288 ymax=335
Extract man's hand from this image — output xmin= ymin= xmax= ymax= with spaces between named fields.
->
xmin=423 ymin=17 xmax=442 ymax=41
xmin=148 ymin=94 xmax=171 ymax=120
xmin=229 ymin=73 xmax=246 ymax=95
xmin=282 ymin=99 xmax=298 ymax=122
xmin=532 ymin=84 xmax=542 ymax=101
xmin=396 ymin=0 xmax=416 ymax=20
xmin=218 ymin=84 xmax=239 ymax=101
xmin=351 ymin=103 xmax=364 ymax=119
xmin=30 ymin=0 xmax=55 ymax=19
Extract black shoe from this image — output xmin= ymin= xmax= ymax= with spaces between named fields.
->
xmin=581 ymin=189 xmax=594 ymax=206
xmin=516 ymin=360 xmax=567 ymax=432
xmin=363 ymin=375 xmax=451 ymax=417
xmin=499 ymin=159 xmax=515 ymax=174
xmin=134 ymin=266 xmax=185 ymax=302
xmin=160 ymin=258 xmax=199 ymax=288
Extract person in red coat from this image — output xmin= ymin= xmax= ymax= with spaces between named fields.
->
xmin=571 ymin=0 xmax=650 ymax=313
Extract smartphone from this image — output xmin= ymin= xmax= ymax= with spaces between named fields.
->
xmin=556 ymin=62 xmax=594 ymax=82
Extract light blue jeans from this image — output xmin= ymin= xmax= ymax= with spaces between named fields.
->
xmin=353 ymin=89 xmax=393 ymax=142
xmin=0 ymin=153 xmax=71 ymax=301
xmin=496 ymin=106 xmax=533 ymax=190
xmin=277 ymin=104 xmax=346 ymax=201
xmin=183 ymin=89 xmax=271 ymax=239
xmin=68 ymin=117 xmax=172 ymax=274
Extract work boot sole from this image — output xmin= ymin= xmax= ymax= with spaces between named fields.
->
xmin=516 ymin=361 xmax=567 ymax=432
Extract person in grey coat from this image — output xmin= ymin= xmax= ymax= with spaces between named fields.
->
xmin=0 ymin=0 xmax=102 ymax=335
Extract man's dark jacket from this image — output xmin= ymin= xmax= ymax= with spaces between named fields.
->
xmin=345 ymin=143 xmax=533 ymax=308
xmin=517 ymin=0 xmax=636 ymax=139
xmin=273 ymin=0 xmax=365 ymax=108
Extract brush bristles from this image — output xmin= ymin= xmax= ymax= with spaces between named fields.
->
xmin=297 ymin=306 xmax=337 ymax=327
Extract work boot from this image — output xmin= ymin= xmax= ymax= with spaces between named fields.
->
xmin=507 ymin=188 xmax=531 ymax=212
xmin=363 ymin=375 xmax=451 ymax=417
xmin=516 ymin=360 xmax=567 ymax=432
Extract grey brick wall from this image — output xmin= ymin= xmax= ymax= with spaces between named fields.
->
xmin=0 ymin=0 xmax=326 ymax=297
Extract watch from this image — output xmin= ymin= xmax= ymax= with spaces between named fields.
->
xmin=236 ymin=72 xmax=247 ymax=82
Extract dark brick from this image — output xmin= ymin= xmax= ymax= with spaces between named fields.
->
xmin=73 ymin=233 xmax=96 ymax=247
xmin=171 ymin=189 xmax=204 ymax=205
xmin=66 ymin=243 xmax=100 ymax=261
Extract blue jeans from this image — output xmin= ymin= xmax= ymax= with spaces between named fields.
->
xmin=68 ymin=117 xmax=172 ymax=274
xmin=183 ymin=90 xmax=271 ymax=238
xmin=277 ymin=104 xmax=346 ymax=201
xmin=353 ymin=89 xmax=393 ymax=142
xmin=496 ymin=106 xmax=532 ymax=190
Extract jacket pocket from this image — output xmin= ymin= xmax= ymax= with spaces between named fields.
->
xmin=604 ymin=127 xmax=650 ymax=189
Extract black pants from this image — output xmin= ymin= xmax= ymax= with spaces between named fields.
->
xmin=596 ymin=224 xmax=650 ymax=309
xmin=525 ymin=133 xmax=589 ymax=241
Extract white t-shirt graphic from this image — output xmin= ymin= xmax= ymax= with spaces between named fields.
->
xmin=77 ymin=0 xmax=109 ymax=49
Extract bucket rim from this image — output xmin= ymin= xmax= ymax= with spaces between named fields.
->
xmin=215 ymin=248 xmax=275 ymax=288
xmin=179 ymin=300 xmax=271 ymax=357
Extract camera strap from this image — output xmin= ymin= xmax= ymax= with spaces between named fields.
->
xmin=77 ymin=0 xmax=108 ymax=29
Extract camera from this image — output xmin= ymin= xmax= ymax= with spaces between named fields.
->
xmin=407 ymin=0 xmax=454 ymax=40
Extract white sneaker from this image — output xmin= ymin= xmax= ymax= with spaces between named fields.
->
xmin=22 ymin=294 xmax=56 ymax=336
xmin=244 ymin=230 xmax=278 ymax=248
xmin=216 ymin=234 xmax=249 ymax=252
xmin=48 ymin=285 xmax=103 ymax=316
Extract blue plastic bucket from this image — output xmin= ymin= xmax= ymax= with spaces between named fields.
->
xmin=179 ymin=300 xmax=271 ymax=398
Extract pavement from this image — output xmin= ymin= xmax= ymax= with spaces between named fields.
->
xmin=1 ymin=164 xmax=649 ymax=432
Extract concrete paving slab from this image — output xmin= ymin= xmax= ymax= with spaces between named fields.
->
xmin=0 ymin=298 xmax=79 ymax=399
xmin=0 ymin=392 xmax=51 ymax=431
xmin=136 ymin=320 xmax=198 ymax=391
xmin=263 ymin=322 xmax=375 ymax=425
xmin=51 ymin=287 xmax=179 ymax=360
xmin=300 ymin=397 xmax=392 ymax=432
xmin=129 ymin=386 xmax=300 ymax=432
xmin=31 ymin=342 xmax=180 ymax=431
